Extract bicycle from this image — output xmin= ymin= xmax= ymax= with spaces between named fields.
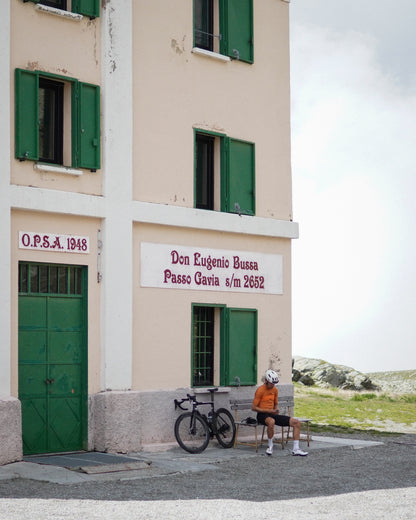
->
xmin=174 ymin=388 xmax=236 ymax=454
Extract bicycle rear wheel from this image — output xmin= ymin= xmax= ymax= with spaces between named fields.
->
xmin=174 ymin=412 xmax=210 ymax=454
xmin=212 ymin=408 xmax=236 ymax=448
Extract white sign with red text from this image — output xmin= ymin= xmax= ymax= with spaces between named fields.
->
xmin=19 ymin=231 xmax=90 ymax=254
xmin=140 ymin=242 xmax=283 ymax=294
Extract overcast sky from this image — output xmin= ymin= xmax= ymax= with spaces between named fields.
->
xmin=290 ymin=0 xmax=416 ymax=373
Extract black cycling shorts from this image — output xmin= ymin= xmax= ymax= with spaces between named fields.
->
xmin=257 ymin=412 xmax=290 ymax=427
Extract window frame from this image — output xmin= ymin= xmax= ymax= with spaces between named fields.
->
xmin=192 ymin=304 xmax=217 ymax=387
xmin=195 ymin=132 xmax=215 ymax=210
xmin=39 ymin=77 xmax=64 ymax=165
xmin=40 ymin=0 xmax=67 ymax=9
xmin=191 ymin=303 xmax=257 ymax=387
xmin=194 ymin=129 xmax=255 ymax=216
xmin=15 ymin=68 xmax=101 ymax=171
xmin=194 ymin=0 xmax=214 ymax=52
xmin=193 ymin=0 xmax=254 ymax=63
xmin=24 ymin=0 xmax=100 ymax=19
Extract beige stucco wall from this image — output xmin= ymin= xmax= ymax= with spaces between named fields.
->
xmin=10 ymin=1 xmax=102 ymax=195
xmin=3 ymin=1 xmax=295 ymax=455
xmin=132 ymin=0 xmax=292 ymax=221
xmin=133 ymin=223 xmax=293 ymax=391
xmin=10 ymin=210 xmax=102 ymax=397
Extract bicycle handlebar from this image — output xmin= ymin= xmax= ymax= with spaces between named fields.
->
xmin=174 ymin=388 xmax=219 ymax=410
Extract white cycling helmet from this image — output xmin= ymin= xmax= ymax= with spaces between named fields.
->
xmin=265 ymin=369 xmax=279 ymax=384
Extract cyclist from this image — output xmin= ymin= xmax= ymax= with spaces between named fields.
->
xmin=252 ymin=369 xmax=308 ymax=457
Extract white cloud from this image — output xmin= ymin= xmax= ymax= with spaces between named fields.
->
xmin=291 ymin=23 xmax=416 ymax=372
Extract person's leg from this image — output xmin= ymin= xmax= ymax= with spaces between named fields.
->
xmin=265 ymin=416 xmax=276 ymax=455
xmin=265 ymin=416 xmax=275 ymax=440
xmin=289 ymin=417 xmax=308 ymax=456
xmin=290 ymin=417 xmax=301 ymax=441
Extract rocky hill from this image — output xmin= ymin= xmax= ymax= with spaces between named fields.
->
xmin=293 ymin=356 xmax=416 ymax=394
xmin=366 ymin=370 xmax=416 ymax=394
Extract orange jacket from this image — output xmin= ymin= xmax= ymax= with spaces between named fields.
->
xmin=252 ymin=384 xmax=278 ymax=411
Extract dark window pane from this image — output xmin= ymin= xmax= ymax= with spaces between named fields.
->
xmin=39 ymin=265 xmax=49 ymax=293
xmin=75 ymin=268 xmax=82 ymax=294
xmin=69 ymin=267 xmax=76 ymax=294
xmin=194 ymin=0 xmax=213 ymax=51
xmin=19 ymin=264 xmax=28 ymax=293
xmin=40 ymin=0 xmax=67 ymax=9
xmin=69 ymin=267 xmax=82 ymax=295
xmin=29 ymin=265 xmax=39 ymax=293
xmin=195 ymin=134 xmax=214 ymax=210
xmin=50 ymin=266 xmax=58 ymax=293
xmin=39 ymin=78 xmax=64 ymax=164
xmin=58 ymin=267 xmax=67 ymax=294
xmin=193 ymin=306 xmax=214 ymax=386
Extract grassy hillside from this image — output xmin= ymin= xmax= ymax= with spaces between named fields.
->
xmin=293 ymin=372 xmax=416 ymax=434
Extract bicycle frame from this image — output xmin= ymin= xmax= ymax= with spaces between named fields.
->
xmin=174 ymin=394 xmax=215 ymax=431
xmin=174 ymin=388 xmax=236 ymax=453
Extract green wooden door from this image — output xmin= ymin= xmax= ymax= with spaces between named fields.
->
xmin=18 ymin=263 xmax=87 ymax=455
xmin=222 ymin=308 xmax=257 ymax=386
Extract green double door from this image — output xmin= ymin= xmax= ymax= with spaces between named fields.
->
xmin=18 ymin=263 xmax=88 ymax=455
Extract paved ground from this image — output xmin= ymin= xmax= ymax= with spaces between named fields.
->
xmin=0 ymin=432 xmax=415 ymax=519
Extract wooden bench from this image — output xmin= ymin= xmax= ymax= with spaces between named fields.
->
xmin=229 ymin=399 xmax=262 ymax=452
xmin=230 ymin=396 xmax=311 ymax=452
xmin=278 ymin=396 xmax=312 ymax=448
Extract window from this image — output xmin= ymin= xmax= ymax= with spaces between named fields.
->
xmin=39 ymin=78 xmax=64 ymax=164
xmin=195 ymin=130 xmax=255 ymax=215
xmin=15 ymin=69 xmax=101 ymax=171
xmin=41 ymin=0 xmax=67 ymax=9
xmin=192 ymin=304 xmax=257 ymax=387
xmin=194 ymin=0 xmax=214 ymax=51
xmin=193 ymin=306 xmax=215 ymax=386
xmin=195 ymin=134 xmax=215 ymax=210
xmin=193 ymin=0 xmax=254 ymax=63
xmin=19 ymin=263 xmax=83 ymax=295
xmin=24 ymin=0 xmax=100 ymax=19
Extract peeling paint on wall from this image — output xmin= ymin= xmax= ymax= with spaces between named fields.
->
xmin=171 ymin=36 xmax=186 ymax=55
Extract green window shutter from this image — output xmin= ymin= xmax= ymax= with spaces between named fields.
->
xmin=221 ymin=308 xmax=257 ymax=386
xmin=15 ymin=69 xmax=39 ymax=161
xmin=224 ymin=137 xmax=255 ymax=215
xmin=220 ymin=0 xmax=253 ymax=63
xmin=72 ymin=0 xmax=100 ymax=18
xmin=76 ymin=82 xmax=100 ymax=170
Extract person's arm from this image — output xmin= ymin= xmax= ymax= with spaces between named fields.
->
xmin=274 ymin=388 xmax=279 ymax=415
xmin=252 ymin=402 xmax=277 ymax=413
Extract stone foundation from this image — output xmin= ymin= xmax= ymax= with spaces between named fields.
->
xmin=0 ymin=397 xmax=22 ymax=465
xmin=88 ymin=385 xmax=293 ymax=453
xmin=0 ymin=386 xmax=295 ymax=463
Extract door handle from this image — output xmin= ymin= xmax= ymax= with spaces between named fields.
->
xmin=45 ymin=379 xmax=55 ymax=385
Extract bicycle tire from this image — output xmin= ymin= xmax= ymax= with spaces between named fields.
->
xmin=212 ymin=408 xmax=236 ymax=448
xmin=174 ymin=412 xmax=210 ymax=454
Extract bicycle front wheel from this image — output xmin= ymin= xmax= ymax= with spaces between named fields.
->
xmin=212 ymin=408 xmax=236 ymax=448
xmin=174 ymin=412 xmax=210 ymax=454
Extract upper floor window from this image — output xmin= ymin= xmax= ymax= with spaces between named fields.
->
xmin=15 ymin=69 xmax=101 ymax=171
xmin=23 ymin=0 xmax=100 ymax=19
xmin=41 ymin=0 xmax=67 ymax=9
xmin=39 ymin=77 xmax=64 ymax=165
xmin=193 ymin=0 xmax=254 ymax=63
xmin=195 ymin=130 xmax=255 ymax=216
